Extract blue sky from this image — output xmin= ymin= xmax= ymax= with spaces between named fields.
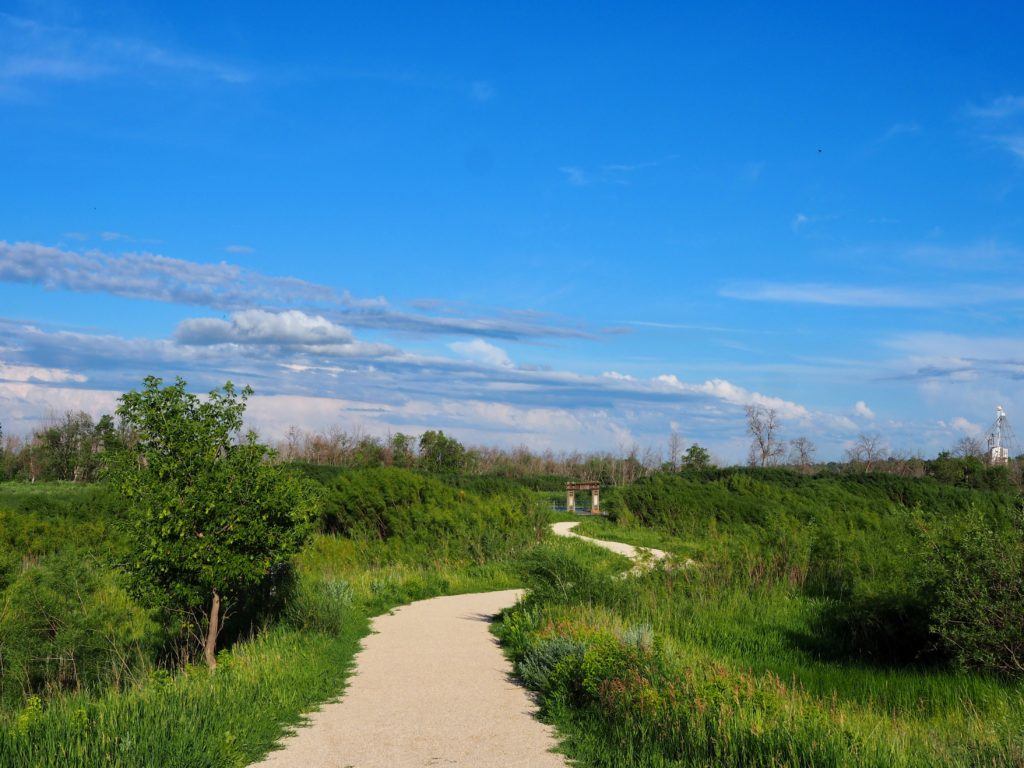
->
xmin=2 ymin=1 xmax=1023 ymax=461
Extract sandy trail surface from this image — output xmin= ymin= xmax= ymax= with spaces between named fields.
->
xmin=550 ymin=519 xmax=668 ymax=563
xmin=250 ymin=588 xmax=568 ymax=768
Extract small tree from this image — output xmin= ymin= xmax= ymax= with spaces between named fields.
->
xmin=846 ymin=432 xmax=887 ymax=472
xmin=953 ymin=435 xmax=986 ymax=460
xmin=667 ymin=431 xmax=684 ymax=470
xmin=388 ymin=432 xmax=416 ymax=468
xmin=418 ymin=430 xmax=467 ymax=474
xmin=111 ymin=377 xmax=318 ymax=669
xmin=788 ymin=436 xmax=817 ymax=473
xmin=746 ymin=405 xmax=784 ymax=467
xmin=680 ymin=443 xmax=712 ymax=470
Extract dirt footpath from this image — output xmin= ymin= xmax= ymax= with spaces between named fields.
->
xmin=551 ymin=520 xmax=668 ymax=562
xmin=251 ymin=588 xmax=567 ymax=768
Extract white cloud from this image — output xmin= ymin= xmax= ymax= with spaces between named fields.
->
xmin=0 ymin=240 xmax=337 ymax=309
xmin=0 ymin=361 xmax=87 ymax=384
xmin=0 ymin=241 xmax=598 ymax=341
xmin=0 ymin=14 xmax=249 ymax=93
xmin=448 ymin=339 xmax=513 ymax=367
xmin=993 ymin=134 xmax=1024 ymax=160
xmin=341 ymin=290 xmax=388 ymax=309
xmin=854 ymin=400 xmax=875 ymax=419
xmin=176 ymin=310 xmax=355 ymax=347
xmin=1 ymin=317 xmax=873 ymax=461
xmin=0 ymin=381 xmax=118 ymax=436
xmin=951 ymin=416 xmax=981 ymax=434
xmin=967 ymin=95 xmax=1024 ymax=119
xmin=653 ymin=374 xmax=811 ymax=421
xmin=965 ymin=95 xmax=1024 ymax=162
xmin=880 ymin=122 xmax=921 ymax=141
xmin=722 ymin=280 xmax=1024 ymax=309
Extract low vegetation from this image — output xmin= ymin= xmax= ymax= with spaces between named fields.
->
xmin=497 ymin=469 xmax=1024 ymax=767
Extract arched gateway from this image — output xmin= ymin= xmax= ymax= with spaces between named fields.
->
xmin=565 ymin=481 xmax=601 ymax=515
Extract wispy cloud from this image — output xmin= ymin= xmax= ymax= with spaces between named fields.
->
xmin=966 ymin=95 xmax=1024 ymax=119
xmin=0 ymin=240 xmax=337 ymax=310
xmin=0 ymin=241 xmax=599 ymax=341
xmin=992 ymin=134 xmax=1024 ymax=160
xmin=176 ymin=310 xmax=355 ymax=347
xmin=965 ymin=94 xmax=1024 ymax=162
xmin=449 ymin=338 xmax=513 ymax=368
xmin=0 ymin=13 xmax=250 ymax=94
xmin=224 ymin=244 xmax=254 ymax=254
xmin=0 ymin=315 xmax=850 ymax=453
xmin=559 ymin=155 xmax=676 ymax=186
xmin=880 ymin=122 xmax=921 ymax=142
xmin=722 ymin=282 xmax=933 ymax=307
xmin=854 ymin=400 xmax=875 ymax=419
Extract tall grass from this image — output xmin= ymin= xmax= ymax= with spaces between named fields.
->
xmin=498 ymin=494 xmax=1024 ymax=767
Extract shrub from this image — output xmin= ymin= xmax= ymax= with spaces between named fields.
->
xmin=319 ymin=467 xmax=544 ymax=562
xmin=0 ymin=552 xmax=157 ymax=707
xmin=924 ymin=508 xmax=1024 ymax=677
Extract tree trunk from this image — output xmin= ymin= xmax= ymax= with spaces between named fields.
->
xmin=204 ymin=588 xmax=221 ymax=670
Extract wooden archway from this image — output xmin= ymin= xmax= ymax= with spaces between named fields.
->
xmin=566 ymin=481 xmax=601 ymax=515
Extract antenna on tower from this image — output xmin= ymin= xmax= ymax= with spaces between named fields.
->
xmin=986 ymin=405 xmax=1016 ymax=466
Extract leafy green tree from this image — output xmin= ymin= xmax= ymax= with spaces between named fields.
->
xmin=388 ymin=432 xmax=416 ymax=468
xmin=680 ymin=443 xmax=712 ymax=470
xmin=111 ymin=377 xmax=319 ymax=668
xmin=418 ymin=430 xmax=467 ymax=474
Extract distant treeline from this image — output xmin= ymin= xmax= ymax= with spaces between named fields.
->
xmin=2 ymin=411 xmax=1021 ymax=491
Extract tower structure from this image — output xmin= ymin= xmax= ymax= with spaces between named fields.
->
xmin=987 ymin=405 xmax=1015 ymax=466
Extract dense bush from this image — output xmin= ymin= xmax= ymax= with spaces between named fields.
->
xmin=0 ymin=553 xmax=157 ymax=708
xmin=923 ymin=508 xmax=1024 ymax=677
xmin=317 ymin=467 xmax=546 ymax=562
xmin=0 ymin=485 xmax=156 ymax=709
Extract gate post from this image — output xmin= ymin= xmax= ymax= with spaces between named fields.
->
xmin=592 ymin=487 xmax=600 ymax=515
xmin=566 ymin=487 xmax=575 ymax=513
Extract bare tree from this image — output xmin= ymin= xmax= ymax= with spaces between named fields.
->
xmin=667 ymin=431 xmax=684 ymax=470
xmin=845 ymin=432 xmax=887 ymax=472
xmin=788 ymin=436 xmax=816 ymax=473
xmin=746 ymin=405 xmax=784 ymax=467
xmin=952 ymin=435 xmax=985 ymax=459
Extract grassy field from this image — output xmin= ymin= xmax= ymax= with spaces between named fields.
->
xmin=497 ymin=472 xmax=1024 ymax=767
xmin=5 ymin=468 xmax=1024 ymax=767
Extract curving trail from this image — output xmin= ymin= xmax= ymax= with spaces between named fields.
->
xmin=251 ymin=589 xmax=567 ymax=768
xmin=251 ymin=521 xmax=662 ymax=768
xmin=550 ymin=520 xmax=668 ymax=563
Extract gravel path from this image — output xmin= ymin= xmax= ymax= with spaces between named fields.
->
xmin=551 ymin=520 xmax=668 ymax=564
xmin=250 ymin=521 xmax=664 ymax=767
xmin=250 ymin=589 xmax=568 ymax=768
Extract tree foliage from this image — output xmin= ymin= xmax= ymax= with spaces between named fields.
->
xmin=110 ymin=377 xmax=319 ymax=667
xmin=418 ymin=430 xmax=469 ymax=474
